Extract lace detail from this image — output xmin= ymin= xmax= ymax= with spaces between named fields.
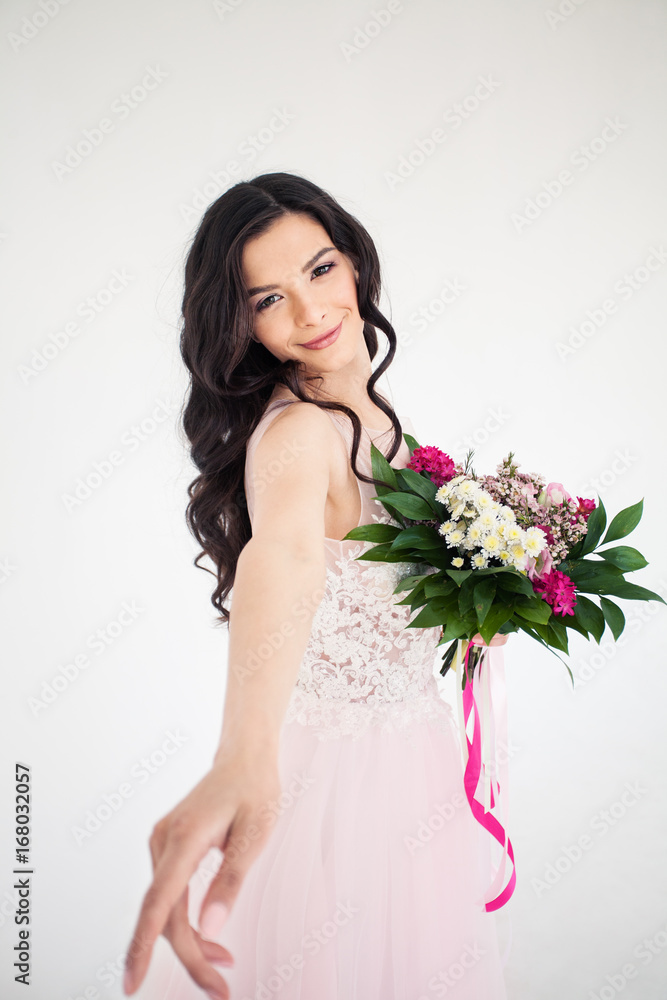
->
xmin=284 ymin=540 xmax=453 ymax=746
xmin=246 ymin=401 xmax=455 ymax=745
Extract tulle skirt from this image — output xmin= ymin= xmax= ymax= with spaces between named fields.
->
xmin=135 ymin=710 xmax=508 ymax=1000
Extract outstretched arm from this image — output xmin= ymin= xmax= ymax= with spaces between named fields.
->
xmin=122 ymin=402 xmax=334 ymax=998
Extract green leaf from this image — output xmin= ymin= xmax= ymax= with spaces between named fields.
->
xmin=440 ymin=617 xmax=470 ymax=642
xmin=599 ymin=597 xmax=626 ymax=641
xmin=559 ymin=615 xmax=591 ymax=640
xmin=407 ymin=604 xmax=447 ymax=628
xmin=378 ymin=492 xmax=434 ymax=520
xmin=572 ymin=594 xmax=605 ymax=643
xmin=446 ymin=569 xmax=472 ymax=584
xmin=369 ymin=441 xmax=400 ymax=493
xmin=547 ymin=618 xmax=570 ymax=653
xmin=388 ymin=525 xmax=439 ymax=551
xmin=392 ymin=573 xmax=431 ymax=593
xmin=458 ymin=579 xmax=476 ymax=617
xmin=572 ymin=573 xmax=633 ymax=595
xmin=582 ymin=497 xmax=607 ymax=555
xmin=497 ymin=572 xmax=538 ymax=597
xmin=533 ymin=619 xmax=569 ymax=653
xmin=599 ymin=581 xmax=667 ymax=604
xmin=427 ymin=576 xmax=455 ymax=597
xmin=566 ymin=535 xmax=585 ymax=560
xmin=479 ymin=605 xmax=514 ymax=645
xmin=473 ymin=578 xmax=497 ymax=628
xmin=600 ymin=498 xmax=644 ymax=546
xmin=566 ymin=558 xmax=623 ymax=579
xmin=403 ymin=431 xmax=420 ymax=454
xmin=597 ymin=545 xmax=648 ymax=572
xmin=514 ymin=599 xmax=553 ymax=624
xmin=342 ymin=523 xmax=400 ymax=543
xmin=394 ymin=467 xmax=439 ymax=508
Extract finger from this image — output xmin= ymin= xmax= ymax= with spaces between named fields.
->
xmin=163 ymin=890 xmax=232 ymax=998
xmin=164 ymin=880 xmax=234 ymax=966
xmin=123 ymin=822 xmax=215 ymax=993
xmin=199 ymin=819 xmax=272 ymax=939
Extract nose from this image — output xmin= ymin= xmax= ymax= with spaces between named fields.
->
xmin=292 ymin=287 xmax=327 ymax=329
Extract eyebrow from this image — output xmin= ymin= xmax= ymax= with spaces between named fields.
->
xmin=245 ymin=246 xmax=337 ymax=297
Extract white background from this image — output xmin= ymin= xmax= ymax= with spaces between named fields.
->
xmin=1 ymin=0 xmax=666 ymax=997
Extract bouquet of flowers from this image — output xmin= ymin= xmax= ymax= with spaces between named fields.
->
xmin=343 ymin=435 xmax=664 ymax=912
xmin=344 ymin=439 xmax=664 ymax=687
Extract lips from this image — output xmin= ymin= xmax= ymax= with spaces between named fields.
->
xmin=301 ymin=320 xmax=342 ymax=348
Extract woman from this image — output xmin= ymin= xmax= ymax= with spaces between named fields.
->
xmin=122 ymin=172 xmax=508 ymax=999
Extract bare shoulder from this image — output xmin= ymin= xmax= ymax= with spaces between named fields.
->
xmin=254 ymin=400 xmax=339 ymax=466
xmin=249 ymin=402 xmax=338 ymax=560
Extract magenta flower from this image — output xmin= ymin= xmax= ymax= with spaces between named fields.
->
xmin=534 ymin=522 xmax=555 ymax=546
xmin=575 ymin=497 xmax=596 ymax=520
xmin=408 ymin=446 xmax=457 ymax=487
xmin=532 ymin=569 xmax=578 ymax=617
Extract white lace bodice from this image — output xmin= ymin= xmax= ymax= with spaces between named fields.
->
xmin=244 ymin=399 xmax=453 ymax=746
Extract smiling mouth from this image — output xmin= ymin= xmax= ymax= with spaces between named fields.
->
xmin=300 ymin=320 xmax=342 ymax=348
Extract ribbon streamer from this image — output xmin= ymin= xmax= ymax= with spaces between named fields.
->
xmin=454 ymin=637 xmax=516 ymax=912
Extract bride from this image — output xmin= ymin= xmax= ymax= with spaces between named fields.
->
xmin=122 ymin=171 xmax=507 ymax=1000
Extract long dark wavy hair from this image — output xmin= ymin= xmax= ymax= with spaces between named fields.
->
xmin=179 ymin=171 xmax=404 ymax=626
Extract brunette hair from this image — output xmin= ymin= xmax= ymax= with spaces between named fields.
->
xmin=179 ymin=171 xmax=402 ymax=626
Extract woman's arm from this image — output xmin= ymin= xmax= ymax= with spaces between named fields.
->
xmin=123 ymin=403 xmax=334 ymax=998
xmin=215 ymin=535 xmax=326 ymax=761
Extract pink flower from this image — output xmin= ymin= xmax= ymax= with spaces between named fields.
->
xmin=408 ymin=446 xmax=457 ymax=488
xmin=526 ymin=545 xmax=553 ymax=581
xmin=532 ymin=569 xmax=577 ymax=617
xmin=545 ymin=482 xmax=573 ymax=506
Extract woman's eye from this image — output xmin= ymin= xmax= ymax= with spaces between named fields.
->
xmin=256 ymin=294 xmax=279 ymax=312
xmin=255 ymin=263 xmax=335 ymax=311
xmin=313 ymin=262 xmax=335 ymax=278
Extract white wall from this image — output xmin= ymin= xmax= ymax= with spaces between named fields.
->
xmin=1 ymin=0 xmax=666 ymax=997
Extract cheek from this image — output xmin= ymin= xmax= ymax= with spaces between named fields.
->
xmin=256 ymin=320 xmax=291 ymax=356
xmin=335 ymin=271 xmax=360 ymax=306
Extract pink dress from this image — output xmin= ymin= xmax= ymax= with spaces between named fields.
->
xmin=136 ymin=399 xmax=508 ymax=1000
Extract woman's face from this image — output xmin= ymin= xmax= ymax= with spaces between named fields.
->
xmin=241 ymin=213 xmax=363 ymax=374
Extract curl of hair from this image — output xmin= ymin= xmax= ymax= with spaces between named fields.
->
xmin=179 ymin=171 xmax=403 ymax=627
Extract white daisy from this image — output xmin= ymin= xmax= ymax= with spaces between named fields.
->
xmin=438 ymin=520 xmax=455 ymax=535
xmin=466 ymin=521 xmax=484 ymax=544
xmin=452 ymin=556 xmax=465 ymax=568
xmin=510 ymin=544 xmax=528 ymax=570
xmin=472 ymin=553 xmax=489 ymax=569
xmin=474 ymin=492 xmax=494 ymax=511
xmin=525 ymin=526 xmax=547 ymax=556
xmin=477 ymin=510 xmax=498 ymax=531
xmin=504 ymin=524 xmax=523 ymax=544
xmin=446 ymin=528 xmax=466 ymax=546
xmin=456 ymin=480 xmax=480 ymax=500
xmin=482 ymin=533 xmax=502 ymax=555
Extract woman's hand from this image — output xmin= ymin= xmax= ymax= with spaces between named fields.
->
xmin=122 ymin=747 xmax=282 ymax=999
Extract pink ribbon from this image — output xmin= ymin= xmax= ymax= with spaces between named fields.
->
xmin=460 ymin=636 xmax=516 ymax=912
